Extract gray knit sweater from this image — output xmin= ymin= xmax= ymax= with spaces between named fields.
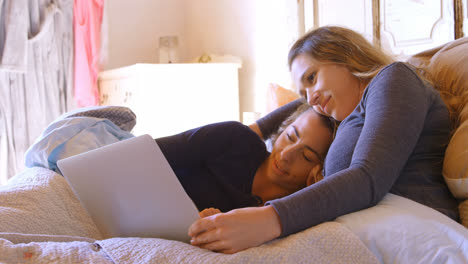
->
xmin=259 ymin=62 xmax=458 ymax=237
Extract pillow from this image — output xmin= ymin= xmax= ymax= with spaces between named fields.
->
xmin=444 ymin=103 xmax=468 ymax=228
xmin=408 ymin=37 xmax=468 ymax=227
xmin=460 ymin=199 xmax=468 ymax=228
xmin=444 ymin=103 xmax=468 ymax=198
xmin=265 ymin=83 xmax=300 ymax=113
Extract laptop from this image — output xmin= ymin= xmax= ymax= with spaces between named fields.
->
xmin=57 ymin=134 xmax=200 ymax=242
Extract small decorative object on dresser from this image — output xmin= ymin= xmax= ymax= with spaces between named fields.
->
xmin=98 ymin=63 xmax=241 ymax=138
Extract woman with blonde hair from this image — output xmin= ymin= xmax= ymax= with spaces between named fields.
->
xmin=189 ymin=26 xmax=459 ymax=254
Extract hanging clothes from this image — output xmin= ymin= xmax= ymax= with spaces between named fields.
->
xmin=73 ymin=0 xmax=104 ymax=107
xmin=0 ymin=0 xmax=28 ymax=183
xmin=0 ymin=0 xmax=74 ymax=184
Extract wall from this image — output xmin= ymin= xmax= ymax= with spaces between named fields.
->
xmin=184 ymin=0 xmax=300 ymax=116
xmin=104 ymin=0 xmax=187 ymax=70
xmin=103 ymin=0 xmax=300 ymax=117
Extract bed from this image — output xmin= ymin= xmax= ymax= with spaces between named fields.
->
xmin=1 ymin=38 xmax=468 ymax=264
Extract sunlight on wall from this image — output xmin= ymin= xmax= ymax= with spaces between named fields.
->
xmin=252 ymin=0 xmax=301 ymax=115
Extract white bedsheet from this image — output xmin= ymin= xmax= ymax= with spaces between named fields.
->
xmin=0 ymin=239 xmax=112 ymax=264
xmin=97 ymin=222 xmax=378 ymax=264
xmin=336 ymin=193 xmax=468 ymax=264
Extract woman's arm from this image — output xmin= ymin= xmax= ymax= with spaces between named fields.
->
xmin=248 ymin=123 xmax=263 ymax=139
xmin=267 ymin=62 xmax=441 ymax=236
xmin=255 ymin=99 xmax=302 ymax=139
xmin=189 ymin=205 xmax=282 ymax=254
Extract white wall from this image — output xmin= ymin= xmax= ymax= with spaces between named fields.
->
xmin=103 ymin=0 xmax=300 ymax=116
xmin=104 ymin=0 xmax=187 ymax=70
xmin=184 ymin=0 xmax=300 ymax=115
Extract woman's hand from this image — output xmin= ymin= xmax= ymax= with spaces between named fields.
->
xmin=199 ymin=208 xmax=221 ymax=218
xmin=188 ymin=205 xmax=282 ymax=254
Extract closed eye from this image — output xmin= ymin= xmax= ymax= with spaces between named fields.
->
xmin=287 ymin=126 xmax=300 ymax=142
xmin=303 ymin=153 xmax=313 ymax=162
xmin=305 ymin=146 xmax=322 ymax=163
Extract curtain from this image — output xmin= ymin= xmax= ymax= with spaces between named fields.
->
xmin=73 ymin=0 xmax=104 ymax=107
xmin=0 ymin=0 xmax=74 ymax=184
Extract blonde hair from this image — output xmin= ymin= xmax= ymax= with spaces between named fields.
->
xmin=288 ymin=26 xmax=460 ymax=128
xmin=288 ymin=26 xmax=394 ymax=83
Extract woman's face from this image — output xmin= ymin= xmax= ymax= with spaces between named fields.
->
xmin=265 ymin=109 xmax=333 ymax=192
xmin=291 ymin=54 xmax=365 ymax=121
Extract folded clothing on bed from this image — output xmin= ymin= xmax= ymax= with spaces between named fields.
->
xmin=24 ymin=106 xmax=135 ymax=174
xmin=57 ymin=105 xmax=137 ymax=132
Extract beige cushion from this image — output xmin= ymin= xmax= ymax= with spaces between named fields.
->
xmin=408 ymin=37 xmax=468 ymax=103
xmin=444 ymin=104 xmax=468 ymax=198
xmin=265 ymin=83 xmax=300 ymax=113
xmin=460 ymin=199 xmax=468 ymax=229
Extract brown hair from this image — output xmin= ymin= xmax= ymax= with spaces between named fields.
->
xmin=288 ymin=26 xmax=394 ymax=84
xmin=270 ymin=99 xmax=337 ymax=159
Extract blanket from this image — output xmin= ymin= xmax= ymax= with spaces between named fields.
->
xmin=24 ymin=117 xmax=134 ymax=174
xmin=0 ymin=167 xmax=379 ymax=264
